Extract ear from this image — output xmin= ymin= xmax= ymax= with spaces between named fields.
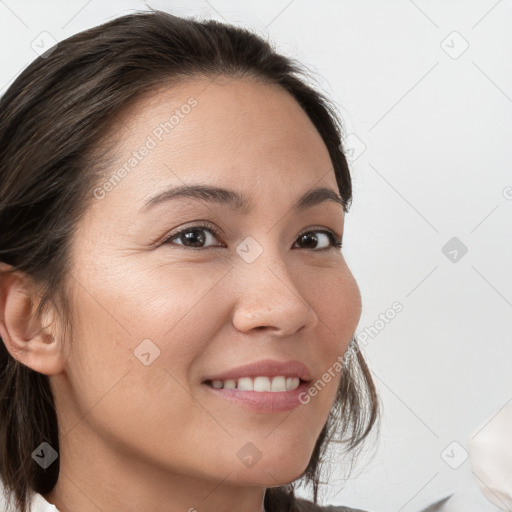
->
xmin=0 ymin=263 xmax=65 ymax=375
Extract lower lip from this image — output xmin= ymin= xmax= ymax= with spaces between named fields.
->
xmin=202 ymin=380 xmax=311 ymax=413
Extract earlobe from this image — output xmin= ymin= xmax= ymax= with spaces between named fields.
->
xmin=0 ymin=266 xmax=65 ymax=375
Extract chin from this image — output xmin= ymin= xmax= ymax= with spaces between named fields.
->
xmin=226 ymin=450 xmax=312 ymax=487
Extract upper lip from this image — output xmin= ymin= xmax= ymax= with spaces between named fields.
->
xmin=203 ymin=359 xmax=312 ymax=383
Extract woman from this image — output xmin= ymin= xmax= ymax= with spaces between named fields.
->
xmin=0 ymin=9 xmax=380 ymax=512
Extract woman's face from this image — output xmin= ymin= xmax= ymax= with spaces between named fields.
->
xmin=52 ymin=76 xmax=362 ymax=495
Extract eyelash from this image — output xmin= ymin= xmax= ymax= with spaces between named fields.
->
xmin=161 ymin=221 xmax=343 ymax=252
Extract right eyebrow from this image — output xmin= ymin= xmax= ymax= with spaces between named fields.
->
xmin=139 ymin=184 xmax=346 ymax=215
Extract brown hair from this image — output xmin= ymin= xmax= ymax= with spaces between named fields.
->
xmin=0 ymin=9 xmax=379 ymax=512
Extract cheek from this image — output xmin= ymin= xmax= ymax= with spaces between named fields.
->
xmin=63 ymin=259 xmax=229 ymax=399
xmin=301 ymin=264 xmax=362 ymax=405
xmin=59 ymin=264 xmax=228 ymax=460
xmin=304 ymin=263 xmax=362 ymax=354
xmin=117 ymin=262 xmax=231 ymax=379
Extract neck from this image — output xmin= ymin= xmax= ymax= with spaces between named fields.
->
xmin=44 ymin=428 xmax=267 ymax=512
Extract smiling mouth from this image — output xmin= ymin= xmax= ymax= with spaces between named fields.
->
xmin=203 ymin=375 xmax=307 ymax=392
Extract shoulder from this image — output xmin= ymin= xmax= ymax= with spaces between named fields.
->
xmin=294 ymin=496 xmax=369 ymax=512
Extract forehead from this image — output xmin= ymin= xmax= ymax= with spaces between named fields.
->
xmin=90 ymin=76 xmax=338 ymax=219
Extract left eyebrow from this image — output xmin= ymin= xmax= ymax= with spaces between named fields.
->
xmin=139 ymin=184 xmax=346 ymax=214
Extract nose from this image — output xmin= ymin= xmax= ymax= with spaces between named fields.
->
xmin=231 ymin=245 xmax=318 ymax=337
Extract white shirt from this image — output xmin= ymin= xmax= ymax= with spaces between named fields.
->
xmin=28 ymin=492 xmax=266 ymax=512
xmin=29 ymin=492 xmax=59 ymax=512
xmin=31 ymin=492 xmax=374 ymax=512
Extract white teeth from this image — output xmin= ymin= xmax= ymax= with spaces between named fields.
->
xmin=254 ymin=376 xmax=271 ymax=392
xmin=223 ymin=379 xmax=236 ymax=389
xmin=209 ymin=376 xmax=301 ymax=392
xmin=237 ymin=377 xmax=253 ymax=390
xmin=271 ymin=376 xmax=286 ymax=392
xmin=286 ymin=377 xmax=300 ymax=390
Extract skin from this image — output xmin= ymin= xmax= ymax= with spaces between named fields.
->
xmin=0 ymin=76 xmax=362 ymax=512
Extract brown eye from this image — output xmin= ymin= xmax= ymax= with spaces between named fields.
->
xmin=294 ymin=230 xmax=343 ymax=251
xmin=162 ymin=222 xmax=224 ymax=249
xmin=161 ymin=224 xmax=342 ymax=252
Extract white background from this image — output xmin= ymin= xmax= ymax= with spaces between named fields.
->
xmin=0 ymin=1 xmax=511 ymax=511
